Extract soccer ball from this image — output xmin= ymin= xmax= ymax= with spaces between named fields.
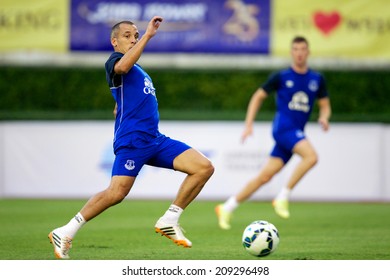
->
xmin=242 ymin=220 xmax=280 ymax=257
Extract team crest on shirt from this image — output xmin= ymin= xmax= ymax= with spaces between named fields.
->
xmin=308 ymin=80 xmax=319 ymax=92
xmin=143 ymin=77 xmax=156 ymax=96
xmin=288 ymin=91 xmax=310 ymax=112
xmin=124 ymin=160 xmax=135 ymax=171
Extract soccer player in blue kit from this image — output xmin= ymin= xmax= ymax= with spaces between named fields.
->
xmin=216 ymin=36 xmax=331 ymax=229
xmin=48 ymin=16 xmax=214 ymax=259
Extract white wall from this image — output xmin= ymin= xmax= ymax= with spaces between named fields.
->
xmin=0 ymin=121 xmax=389 ymax=201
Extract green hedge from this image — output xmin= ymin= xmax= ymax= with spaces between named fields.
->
xmin=0 ymin=66 xmax=389 ymax=122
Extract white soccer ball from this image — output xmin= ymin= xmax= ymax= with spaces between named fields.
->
xmin=242 ymin=220 xmax=280 ymax=257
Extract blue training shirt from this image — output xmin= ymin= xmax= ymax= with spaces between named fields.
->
xmin=262 ymin=67 xmax=328 ymax=134
xmin=105 ymin=52 xmax=160 ymax=151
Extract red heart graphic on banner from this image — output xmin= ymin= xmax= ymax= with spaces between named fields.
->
xmin=313 ymin=11 xmax=342 ymax=35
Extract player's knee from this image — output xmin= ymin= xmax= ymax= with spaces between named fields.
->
xmin=108 ymin=190 xmax=126 ymax=205
xmin=192 ymin=157 xmax=214 ymax=180
xmin=200 ymin=159 xmax=215 ymax=179
xmin=107 ymin=183 xmax=131 ymax=205
xmin=255 ymin=172 xmax=273 ymax=185
xmin=307 ymin=153 xmax=318 ymax=167
xmin=261 ymin=173 xmax=273 ymax=184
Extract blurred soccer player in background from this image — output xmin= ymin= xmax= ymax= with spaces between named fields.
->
xmin=216 ymin=36 xmax=331 ymax=229
xmin=49 ymin=16 xmax=214 ymax=258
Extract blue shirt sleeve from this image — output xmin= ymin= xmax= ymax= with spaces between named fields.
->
xmin=261 ymin=71 xmax=281 ymax=95
xmin=105 ymin=52 xmax=123 ymax=87
xmin=317 ymin=75 xmax=329 ymax=99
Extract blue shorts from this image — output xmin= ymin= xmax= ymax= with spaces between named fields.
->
xmin=271 ymin=129 xmax=306 ymax=163
xmin=112 ymin=133 xmax=191 ymax=177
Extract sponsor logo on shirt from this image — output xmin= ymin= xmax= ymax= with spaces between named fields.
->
xmin=288 ymin=91 xmax=310 ymax=112
xmin=143 ymin=77 xmax=156 ymax=96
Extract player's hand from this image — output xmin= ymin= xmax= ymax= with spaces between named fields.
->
xmin=241 ymin=126 xmax=253 ymax=143
xmin=153 ymin=16 xmax=163 ymax=27
xmin=318 ymin=117 xmax=329 ymax=131
xmin=145 ymin=16 xmax=163 ymax=38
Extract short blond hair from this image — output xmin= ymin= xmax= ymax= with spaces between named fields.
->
xmin=110 ymin=20 xmax=135 ymax=39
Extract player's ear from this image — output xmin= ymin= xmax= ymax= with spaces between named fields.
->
xmin=111 ymin=37 xmax=118 ymax=48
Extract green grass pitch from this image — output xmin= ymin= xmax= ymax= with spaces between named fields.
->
xmin=0 ymin=199 xmax=389 ymax=260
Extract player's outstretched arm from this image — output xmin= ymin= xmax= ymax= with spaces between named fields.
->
xmin=132 ymin=16 xmax=163 ymax=53
xmin=115 ymin=16 xmax=163 ymax=74
xmin=144 ymin=16 xmax=163 ymax=39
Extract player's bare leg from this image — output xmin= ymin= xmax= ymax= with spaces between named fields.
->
xmin=155 ymin=148 xmax=214 ymax=247
xmin=287 ymin=139 xmax=318 ymax=190
xmin=273 ymin=139 xmax=318 ymax=218
xmin=216 ymin=157 xmax=284 ymax=229
xmin=80 ymin=176 xmax=136 ymax=221
xmin=171 ymin=149 xmax=214 ymax=209
xmin=236 ymin=157 xmax=285 ymax=202
xmin=49 ymin=176 xmax=135 ymax=259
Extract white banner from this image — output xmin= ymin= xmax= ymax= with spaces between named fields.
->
xmin=0 ymin=121 xmax=389 ymax=201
